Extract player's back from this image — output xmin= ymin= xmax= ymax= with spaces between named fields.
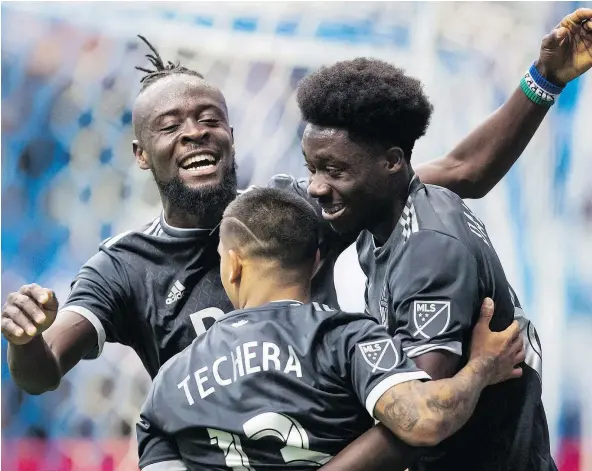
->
xmin=138 ymin=301 xmax=424 ymax=471
xmin=358 ymin=177 xmax=554 ymax=471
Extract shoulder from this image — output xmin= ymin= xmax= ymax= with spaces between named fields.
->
xmin=413 ymin=184 xmax=484 ymax=246
xmin=397 ymin=229 xmax=478 ymax=279
xmin=318 ymin=309 xmax=381 ymax=339
xmin=99 ymin=216 xmax=162 ymax=251
xmin=266 ymin=173 xmax=309 ymax=195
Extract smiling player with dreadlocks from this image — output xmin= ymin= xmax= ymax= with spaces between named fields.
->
xmin=3 ymin=9 xmax=592 ymax=468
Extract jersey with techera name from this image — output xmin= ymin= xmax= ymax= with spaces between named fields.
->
xmin=137 ymin=301 xmax=429 ymax=471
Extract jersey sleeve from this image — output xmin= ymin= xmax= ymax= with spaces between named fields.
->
xmin=137 ymin=377 xmax=186 ymax=471
xmin=59 ymin=245 xmax=132 ymax=358
xmin=325 ymin=314 xmax=431 ymax=418
xmin=389 ymin=230 xmax=480 ymax=359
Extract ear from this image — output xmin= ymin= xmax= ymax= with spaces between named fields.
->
xmin=384 ymin=146 xmax=406 ymax=175
xmin=133 ymin=140 xmax=151 ymax=170
xmin=230 ymin=126 xmax=235 ymax=157
xmin=228 ymin=249 xmax=243 ymax=285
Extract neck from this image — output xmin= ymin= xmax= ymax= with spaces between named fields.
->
xmin=162 ymin=200 xmax=224 ymax=229
xmin=369 ymin=172 xmax=412 ymax=246
xmin=238 ymin=267 xmax=311 ymax=309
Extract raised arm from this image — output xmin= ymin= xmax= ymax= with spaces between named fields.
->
xmin=416 ymin=8 xmax=592 ymax=199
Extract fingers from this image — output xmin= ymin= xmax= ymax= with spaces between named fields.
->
xmin=19 ymin=284 xmax=55 ymax=309
xmin=1 ymin=286 xmax=56 ymax=346
xmin=2 ymin=305 xmax=37 ymax=337
xmin=11 ymin=292 xmax=47 ymax=325
xmin=510 ymin=367 xmax=524 ymax=380
xmin=477 ymin=298 xmax=495 ymax=327
xmin=561 ymin=8 xmax=592 ymax=27
xmin=1 ymin=315 xmax=25 ymax=339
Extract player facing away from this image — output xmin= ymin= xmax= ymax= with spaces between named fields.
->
xmin=137 ymin=188 xmax=525 ymax=471
xmin=3 ymin=9 xmax=592 ymax=397
xmin=296 ymin=52 xmax=585 ymax=471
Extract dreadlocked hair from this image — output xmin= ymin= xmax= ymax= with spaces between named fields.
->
xmin=135 ymin=35 xmax=204 ymax=91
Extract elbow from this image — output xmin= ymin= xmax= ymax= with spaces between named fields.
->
xmin=16 ymin=378 xmax=60 ymax=396
xmin=397 ymin=419 xmax=448 ymax=448
xmin=401 ymin=430 xmax=444 ymax=448
xmin=464 ymin=180 xmax=490 ymax=199
xmin=452 ymin=175 xmax=490 ymax=200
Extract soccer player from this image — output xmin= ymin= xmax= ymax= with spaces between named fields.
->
xmin=295 ymin=14 xmax=592 ymax=467
xmin=137 ymin=188 xmax=525 ymax=471
xmin=2 ymin=8 xmax=591 ymax=397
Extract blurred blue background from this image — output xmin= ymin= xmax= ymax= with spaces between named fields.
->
xmin=2 ymin=2 xmax=591 ymax=470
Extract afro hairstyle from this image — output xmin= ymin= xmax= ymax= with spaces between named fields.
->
xmin=296 ymin=58 xmax=434 ymax=159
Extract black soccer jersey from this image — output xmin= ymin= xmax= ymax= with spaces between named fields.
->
xmin=357 ymin=175 xmax=554 ymax=471
xmin=136 ymin=301 xmax=429 ymax=471
xmin=59 ymin=175 xmax=351 ymax=378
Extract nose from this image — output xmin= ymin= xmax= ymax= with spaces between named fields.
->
xmin=181 ymin=119 xmax=209 ymax=144
xmin=307 ymin=173 xmax=331 ymax=200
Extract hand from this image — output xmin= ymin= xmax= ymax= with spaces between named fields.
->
xmin=536 ymin=8 xmax=592 ymax=86
xmin=1 ymin=284 xmax=59 ymax=346
xmin=469 ymin=298 xmax=525 ymax=385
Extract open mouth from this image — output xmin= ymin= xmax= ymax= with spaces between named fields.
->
xmin=321 ymin=204 xmax=346 ymax=220
xmin=179 ymin=153 xmax=219 ymax=176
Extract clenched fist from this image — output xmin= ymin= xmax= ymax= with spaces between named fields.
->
xmin=537 ymin=8 xmax=592 ymax=85
xmin=1 ymin=284 xmax=59 ymax=346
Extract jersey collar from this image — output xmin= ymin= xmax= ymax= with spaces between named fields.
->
xmin=372 ymin=173 xmax=422 ymax=256
xmin=221 ymin=300 xmax=306 ymax=322
xmin=159 ymin=211 xmax=219 ymax=239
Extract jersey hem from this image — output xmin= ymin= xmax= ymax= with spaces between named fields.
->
xmin=59 ymin=305 xmax=106 ymax=358
xmin=142 ymin=459 xmax=188 ymax=471
xmin=365 ymin=370 xmax=431 ymax=417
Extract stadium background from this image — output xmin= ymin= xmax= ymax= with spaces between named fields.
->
xmin=1 ymin=1 xmax=591 ymax=470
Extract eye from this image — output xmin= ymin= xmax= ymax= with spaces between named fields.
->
xmin=304 ymin=163 xmax=316 ymax=174
xmin=161 ymin=124 xmax=180 ymax=133
xmin=200 ymin=118 xmax=220 ymax=126
xmin=325 ymin=166 xmax=343 ymax=177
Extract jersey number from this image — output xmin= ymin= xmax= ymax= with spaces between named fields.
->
xmin=208 ymin=412 xmax=332 ymax=470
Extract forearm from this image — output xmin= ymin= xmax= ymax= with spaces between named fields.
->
xmin=321 ymin=424 xmax=420 ymax=471
xmin=375 ymin=357 xmax=492 ymax=446
xmin=8 ymin=335 xmax=62 ymax=395
xmin=417 ymin=87 xmax=547 ymax=199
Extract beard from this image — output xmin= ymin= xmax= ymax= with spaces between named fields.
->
xmin=153 ymin=161 xmax=238 ymax=223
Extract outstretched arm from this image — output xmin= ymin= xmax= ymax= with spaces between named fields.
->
xmin=416 ymin=8 xmax=592 ymax=199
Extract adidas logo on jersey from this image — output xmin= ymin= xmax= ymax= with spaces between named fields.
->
xmin=166 ymin=280 xmax=186 ymax=305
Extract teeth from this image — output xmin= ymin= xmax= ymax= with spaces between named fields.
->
xmin=323 ymin=205 xmax=344 ymax=215
xmin=181 ymin=154 xmax=216 ymax=168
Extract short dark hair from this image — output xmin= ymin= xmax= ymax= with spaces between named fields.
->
xmin=296 ymin=57 xmax=434 ymax=159
xmin=221 ymin=188 xmax=319 ymax=270
xmin=135 ymin=35 xmax=204 ymax=92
